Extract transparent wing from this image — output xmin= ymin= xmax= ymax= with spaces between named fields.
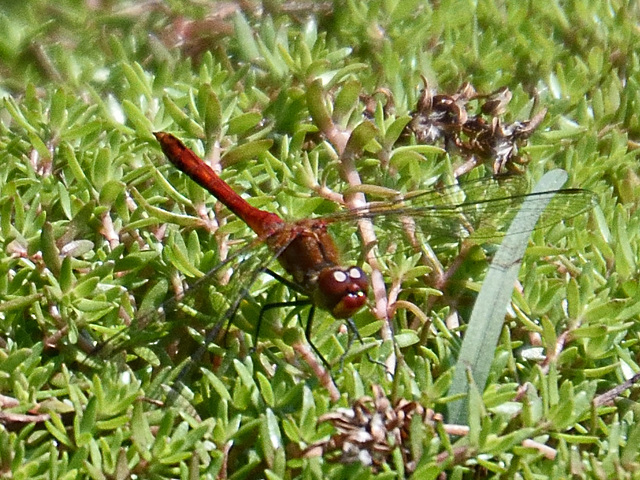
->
xmin=90 ymin=173 xmax=596 ymax=406
xmin=329 ymin=175 xmax=596 ymax=243
xmin=90 ymin=236 xmax=287 ymax=391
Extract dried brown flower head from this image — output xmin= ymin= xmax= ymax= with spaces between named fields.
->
xmin=406 ymin=77 xmax=547 ymax=175
xmin=305 ymin=385 xmax=441 ymax=473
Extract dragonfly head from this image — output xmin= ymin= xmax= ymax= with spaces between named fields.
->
xmin=315 ymin=266 xmax=369 ymax=319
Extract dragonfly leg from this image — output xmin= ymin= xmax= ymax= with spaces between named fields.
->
xmin=254 ymin=301 xmax=332 ymax=372
xmin=337 ymin=321 xmax=358 ymax=373
xmin=340 ymin=317 xmax=391 ymax=376
xmin=265 ymin=269 xmax=306 ymax=294
xmin=304 ymin=306 xmax=332 ymax=370
xmin=255 ymin=268 xmax=313 ymax=350
xmin=259 ymin=270 xmax=332 ymax=370
xmin=255 ymin=299 xmax=311 ymax=349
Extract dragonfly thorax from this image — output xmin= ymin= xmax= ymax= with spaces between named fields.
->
xmin=314 ymin=266 xmax=369 ymax=319
xmin=266 ymin=220 xmax=369 ymax=318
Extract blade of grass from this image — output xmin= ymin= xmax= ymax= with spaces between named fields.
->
xmin=447 ymin=169 xmax=570 ymax=425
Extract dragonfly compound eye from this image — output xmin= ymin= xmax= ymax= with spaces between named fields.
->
xmin=315 ymin=266 xmax=369 ymax=319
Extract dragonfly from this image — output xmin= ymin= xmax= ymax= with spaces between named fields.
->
xmin=154 ymin=132 xmax=369 ymax=322
xmin=99 ymin=132 xmax=596 ymax=396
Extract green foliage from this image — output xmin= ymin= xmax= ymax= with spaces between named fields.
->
xmin=1 ymin=0 xmax=640 ymax=478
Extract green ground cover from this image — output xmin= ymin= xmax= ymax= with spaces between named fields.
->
xmin=1 ymin=1 xmax=639 ymax=478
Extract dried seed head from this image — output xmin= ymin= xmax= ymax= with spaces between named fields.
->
xmin=305 ymin=385 xmax=437 ymax=473
xmin=405 ymin=82 xmax=546 ymax=174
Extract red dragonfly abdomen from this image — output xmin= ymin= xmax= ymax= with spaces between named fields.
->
xmin=154 ymin=132 xmax=283 ymax=237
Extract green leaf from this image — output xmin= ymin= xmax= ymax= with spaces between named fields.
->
xmin=41 ymin=222 xmax=61 ymax=276
xmin=333 ymin=79 xmax=361 ymax=125
xmin=344 ymin=120 xmax=378 ymax=157
xmin=129 ymin=187 xmax=206 ymax=229
xmin=45 ymin=413 xmax=73 ymax=448
xmin=256 ymin=372 xmax=275 ymax=407
xmin=138 ymin=278 xmax=168 ymax=318
xmin=165 ymin=241 xmax=204 ymax=278
xmin=260 ymin=409 xmax=282 ymax=468
xmin=221 ymin=139 xmax=274 ymax=168
xmin=59 ymin=257 xmax=73 ymax=293
xmin=233 ymin=359 xmax=256 ymax=389
xmin=60 ymin=141 xmax=94 ymax=193
xmin=0 ymin=293 xmax=42 ymax=313
xmin=198 ymin=84 xmax=222 ymax=138
xmin=233 ymin=12 xmax=260 ymax=61
xmin=384 ymin=116 xmax=412 ymax=147
xmin=307 ymin=79 xmax=332 ymax=134
xmin=163 ymin=95 xmax=204 ymax=138
xmin=227 ymin=112 xmax=263 ymax=135
xmin=201 ymin=368 xmax=232 ymax=402
xmin=121 ymin=62 xmax=153 ymax=100
xmin=394 ymin=331 xmax=420 ymax=348
xmin=130 ymin=402 xmax=153 ymax=459
xmin=447 ymin=170 xmax=574 ymax=425
xmin=121 ymin=100 xmax=153 ymax=140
